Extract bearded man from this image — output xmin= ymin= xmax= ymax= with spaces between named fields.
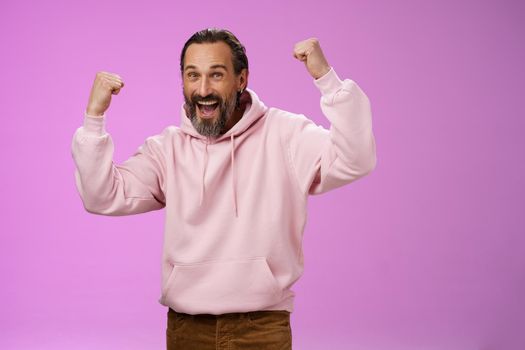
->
xmin=72 ymin=28 xmax=377 ymax=350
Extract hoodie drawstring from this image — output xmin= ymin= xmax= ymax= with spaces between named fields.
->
xmin=200 ymin=141 xmax=208 ymax=206
xmin=199 ymin=136 xmax=238 ymax=217
xmin=230 ymin=134 xmax=238 ymax=217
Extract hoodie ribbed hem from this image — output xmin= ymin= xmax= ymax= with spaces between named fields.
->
xmin=83 ymin=111 xmax=106 ymax=135
xmin=313 ymin=67 xmax=344 ymax=96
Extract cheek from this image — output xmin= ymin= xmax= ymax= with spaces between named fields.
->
xmin=182 ymin=86 xmax=194 ymax=101
xmin=217 ymin=85 xmax=236 ymax=98
xmin=183 ymin=80 xmax=197 ymax=93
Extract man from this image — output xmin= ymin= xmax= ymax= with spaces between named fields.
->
xmin=71 ymin=28 xmax=376 ymax=349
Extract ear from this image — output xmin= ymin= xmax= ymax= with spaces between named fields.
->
xmin=238 ymin=68 xmax=248 ymax=91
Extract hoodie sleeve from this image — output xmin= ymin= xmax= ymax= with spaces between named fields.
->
xmin=285 ymin=68 xmax=377 ymax=195
xmin=71 ymin=112 xmax=166 ymax=215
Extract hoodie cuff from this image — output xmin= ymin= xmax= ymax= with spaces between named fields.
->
xmin=83 ymin=110 xmax=106 ymax=135
xmin=313 ymin=67 xmax=344 ymax=96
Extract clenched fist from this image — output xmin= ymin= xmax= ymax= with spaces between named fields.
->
xmin=86 ymin=71 xmax=125 ymax=116
xmin=293 ymin=38 xmax=331 ymax=80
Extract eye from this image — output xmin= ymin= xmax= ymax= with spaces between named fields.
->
xmin=212 ymin=72 xmax=223 ymax=78
xmin=187 ymin=72 xmax=198 ymax=79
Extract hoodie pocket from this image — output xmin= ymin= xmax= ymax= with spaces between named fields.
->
xmin=162 ymin=257 xmax=282 ymax=314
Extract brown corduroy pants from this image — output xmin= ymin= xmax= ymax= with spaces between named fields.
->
xmin=166 ymin=308 xmax=292 ymax=350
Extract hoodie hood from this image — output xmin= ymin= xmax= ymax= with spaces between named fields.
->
xmin=179 ymin=88 xmax=269 ymax=217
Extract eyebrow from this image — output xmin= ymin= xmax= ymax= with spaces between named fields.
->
xmin=210 ymin=64 xmax=228 ymax=71
xmin=184 ymin=64 xmax=229 ymax=72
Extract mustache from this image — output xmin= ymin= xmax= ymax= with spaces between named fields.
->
xmin=190 ymin=93 xmax=223 ymax=104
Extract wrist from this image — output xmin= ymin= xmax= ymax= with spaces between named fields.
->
xmin=313 ymin=65 xmax=331 ymax=80
xmin=85 ymin=108 xmax=104 ymax=117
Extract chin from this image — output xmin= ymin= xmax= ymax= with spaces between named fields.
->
xmin=198 ymin=115 xmax=218 ymax=124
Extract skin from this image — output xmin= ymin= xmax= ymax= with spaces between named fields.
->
xmin=292 ymin=38 xmax=331 ymax=80
xmin=85 ymin=38 xmax=331 ymax=125
xmin=86 ymin=71 xmax=124 ymax=116
xmin=182 ymin=41 xmax=248 ymax=136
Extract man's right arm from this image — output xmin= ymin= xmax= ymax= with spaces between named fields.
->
xmin=71 ymin=71 xmax=166 ymax=216
xmin=71 ymin=111 xmax=167 ymax=216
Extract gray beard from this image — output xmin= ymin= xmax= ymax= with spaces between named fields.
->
xmin=184 ymin=91 xmax=238 ymax=138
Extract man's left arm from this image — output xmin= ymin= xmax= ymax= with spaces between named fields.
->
xmin=287 ymin=38 xmax=377 ymax=195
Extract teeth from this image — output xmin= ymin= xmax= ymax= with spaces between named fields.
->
xmin=197 ymin=101 xmax=218 ymax=106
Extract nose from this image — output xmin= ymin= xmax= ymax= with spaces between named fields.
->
xmin=197 ymin=76 xmax=212 ymax=97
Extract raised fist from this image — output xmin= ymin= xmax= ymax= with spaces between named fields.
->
xmin=86 ymin=71 xmax=125 ymax=116
xmin=293 ymin=38 xmax=331 ymax=80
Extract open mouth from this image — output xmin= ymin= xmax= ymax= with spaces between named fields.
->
xmin=197 ymin=100 xmax=219 ymax=118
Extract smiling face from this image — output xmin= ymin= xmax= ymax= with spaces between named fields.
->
xmin=182 ymin=41 xmax=247 ymax=137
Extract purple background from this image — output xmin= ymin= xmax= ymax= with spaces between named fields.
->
xmin=1 ymin=0 xmax=524 ymax=349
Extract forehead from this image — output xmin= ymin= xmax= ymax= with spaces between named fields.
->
xmin=184 ymin=41 xmax=233 ymax=70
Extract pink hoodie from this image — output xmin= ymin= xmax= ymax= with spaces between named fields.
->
xmin=71 ymin=68 xmax=376 ymax=315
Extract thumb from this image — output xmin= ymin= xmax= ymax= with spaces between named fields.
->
xmin=293 ymin=52 xmax=307 ymax=62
